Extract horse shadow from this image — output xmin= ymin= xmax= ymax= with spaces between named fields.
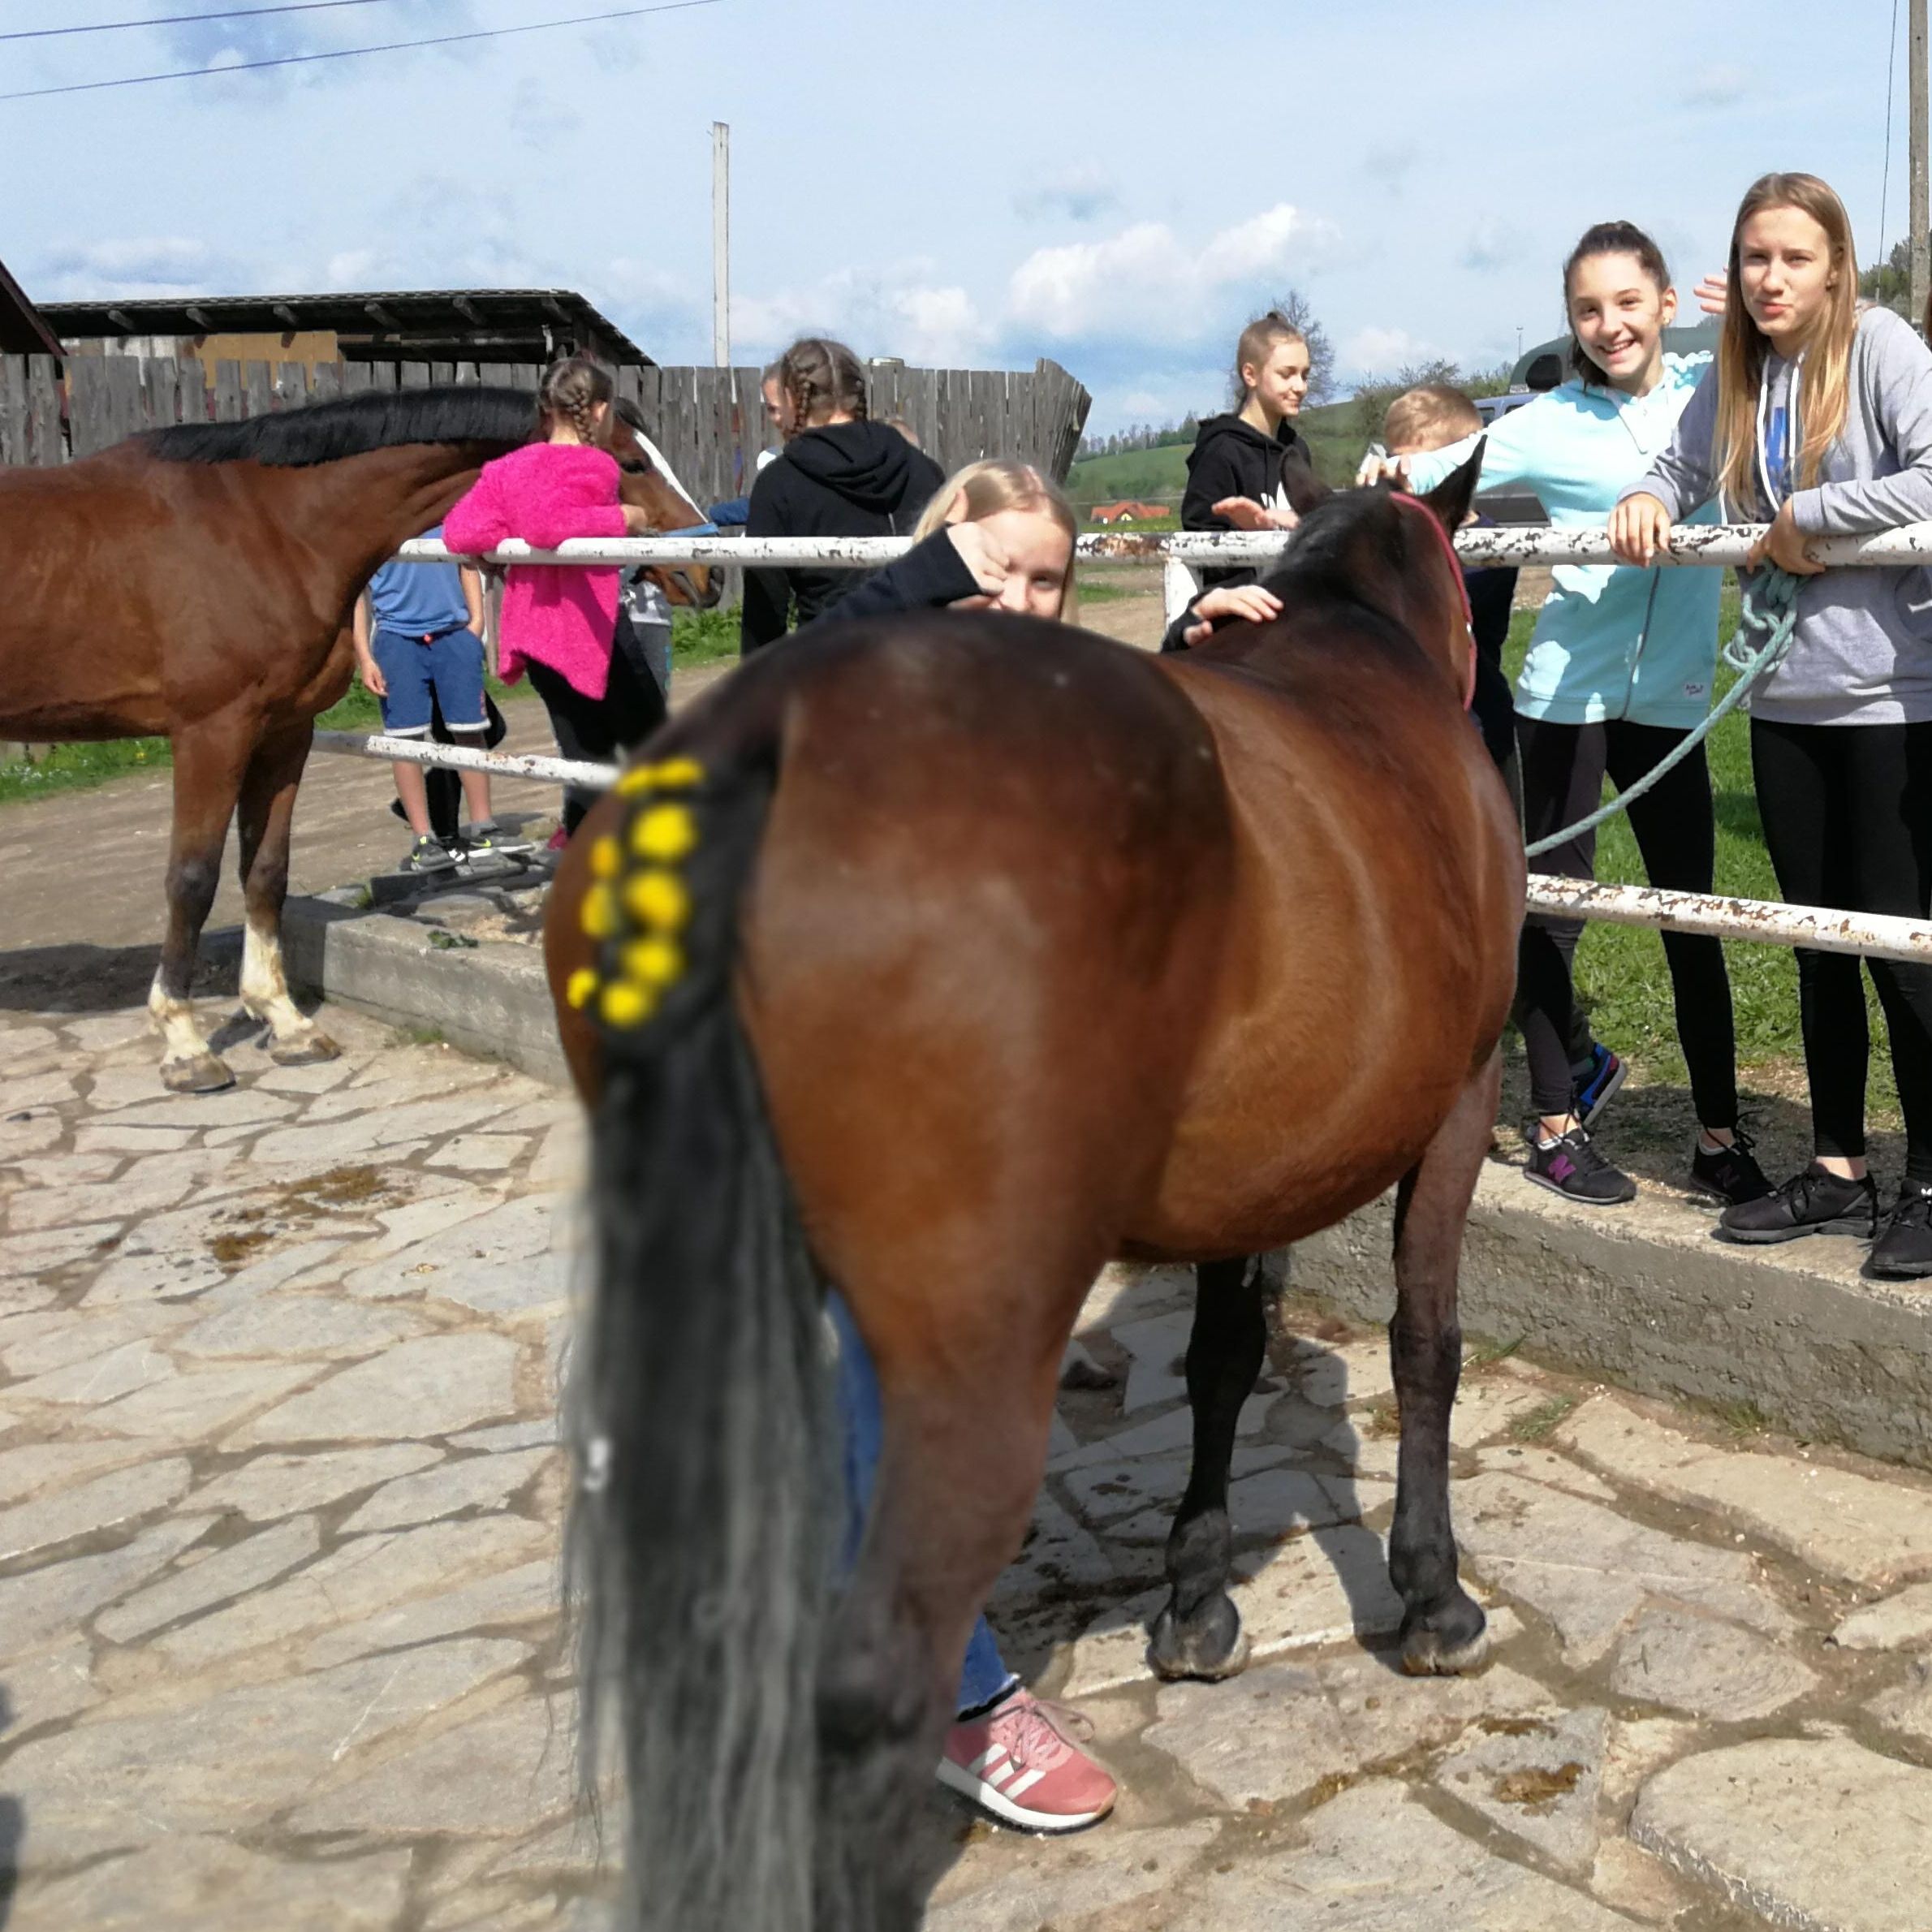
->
xmin=987 ymin=1262 xmax=1403 ymax=1695
xmin=0 ymin=933 xmax=242 ymax=1021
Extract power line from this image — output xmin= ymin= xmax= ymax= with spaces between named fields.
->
xmin=0 ymin=0 xmax=721 ymax=101
xmin=0 ymin=2 xmax=394 ymax=43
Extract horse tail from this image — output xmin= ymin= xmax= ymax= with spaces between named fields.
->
xmin=564 ymin=740 xmax=831 ymax=1932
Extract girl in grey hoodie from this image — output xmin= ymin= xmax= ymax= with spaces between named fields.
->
xmin=1614 ymin=171 xmax=1932 ymax=1276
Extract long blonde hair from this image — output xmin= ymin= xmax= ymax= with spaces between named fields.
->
xmin=1714 ymin=172 xmax=1859 ymax=512
xmin=912 ymin=459 xmax=1080 ymax=622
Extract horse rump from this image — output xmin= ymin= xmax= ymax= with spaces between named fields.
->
xmin=565 ymin=748 xmax=837 ymax=1932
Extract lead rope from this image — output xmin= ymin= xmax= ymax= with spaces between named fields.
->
xmin=1522 ymin=567 xmax=1801 ymax=859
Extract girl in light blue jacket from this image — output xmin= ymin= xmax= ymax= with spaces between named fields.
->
xmin=1399 ymin=222 xmax=1767 ymax=1213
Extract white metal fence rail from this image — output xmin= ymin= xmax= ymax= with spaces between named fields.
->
xmin=316 ymin=521 xmax=1932 ymax=964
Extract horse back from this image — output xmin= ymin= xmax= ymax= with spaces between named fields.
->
xmin=693 ymin=615 xmax=1243 ymax=1285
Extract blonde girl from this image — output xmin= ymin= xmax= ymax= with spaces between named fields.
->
xmin=1613 ymin=172 xmax=1932 ymax=1271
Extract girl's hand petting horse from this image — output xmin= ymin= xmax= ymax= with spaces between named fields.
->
xmin=1211 ymin=495 xmax=1299 ymax=532
xmin=1749 ymin=498 xmax=1826 ymax=576
xmin=621 ymin=502 xmax=658 ymax=536
xmin=1181 ymin=584 xmax=1283 ymax=647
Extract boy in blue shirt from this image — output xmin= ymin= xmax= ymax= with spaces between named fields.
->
xmin=352 ymin=525 xmax=526 ymax=872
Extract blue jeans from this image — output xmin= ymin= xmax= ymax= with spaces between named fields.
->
xmin=828 ymin=1294 xmax=1018 ymax=1719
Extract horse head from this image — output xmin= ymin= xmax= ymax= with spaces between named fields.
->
xmin=1275 ymin=445 xmax=1486 ymax=705
xmin=609 ymin=409 xmax=724 ymax=611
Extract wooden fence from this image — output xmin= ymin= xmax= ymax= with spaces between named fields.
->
xmin=0 ymin=354 xmax=1092 ymax=498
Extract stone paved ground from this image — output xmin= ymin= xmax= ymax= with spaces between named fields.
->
xmin=11 ymin=1011 xmax=1932 ymax=1930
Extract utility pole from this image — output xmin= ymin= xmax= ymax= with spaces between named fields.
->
xmin=1913 ymin=0 xmax=1928 ymax=330
xmin=711 ymin=121 xmax=731 ymax=371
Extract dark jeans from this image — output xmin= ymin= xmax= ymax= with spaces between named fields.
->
xmin=526 ymin=646 xmax=667 ymax=835
xmin=1751 ymin=717 xmax=1932 ymax=1179
xmin=1516 ymin=716 xmax=1737 ymax=1128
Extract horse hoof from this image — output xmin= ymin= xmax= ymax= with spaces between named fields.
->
xmin=1149 ymin=1602 xmax=1251 ymax=1683
xmin=161 ymin=1053 xmax=235 ymax=1095
xmin=1399 ymin=1602 xmax=1490 ymax=1677
xmin=270 ymin=1031 xmax=340 ymax=1067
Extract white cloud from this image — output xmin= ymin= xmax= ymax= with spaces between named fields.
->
xmin=1463 ymin=218 xmax=1529 ymax=273
xmin=33 ymin=237 xmax=234 ymax=299
xmin=1014 ymin=165 xmax=1122 ymax=225
xmin=1007 ymin=203 xmax=1330 ymax=343
xmin=1343 ymin=325 xmax=1439 ymax=375
xmin=1363 ymin=143 xmax=1417 ymax=195
xmin=1681 ymin=63 xmax=1749 ymax=108
xmin=732 ymin=262 xmax=992 ymax=367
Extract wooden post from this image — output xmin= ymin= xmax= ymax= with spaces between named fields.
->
xmin=712 ymin=121 xmax=731 ymax=372
xmin=1914 ymin=0 xmax=1929 ymax=330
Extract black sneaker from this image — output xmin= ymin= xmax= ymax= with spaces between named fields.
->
xmin=1717 ymin=1162 xmax=1878 ymax=1244
xmin=1571 ymin=1044 xmax=1628 ymax=1129
xmin=1688 ymin=1128 xmax=1774 ymax=1207
xmin=455 ymin=819 xmax=534 ymax=863
xmin=1869 ymin=1183 xmax=1932 ymax=1279
xmin=1525 ymin=1125 xmax=1637 ymax=1205
xmin=399 ymin=834 xmax=458 ymax=874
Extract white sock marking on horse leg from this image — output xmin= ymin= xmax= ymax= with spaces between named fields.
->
xmin=239 ymin=913 xmax=313 ymax=1044
xmin=148 ymin=968 xmax=214 ymax=1067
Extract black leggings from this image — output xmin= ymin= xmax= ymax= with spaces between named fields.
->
xmin=1751 ymin=717 xmax=1932 ymax=1179
xmin=1516 ymin=716 xmax=1738 ymax=1128
xmin=527 ymin=648 xmax=668 ymax=834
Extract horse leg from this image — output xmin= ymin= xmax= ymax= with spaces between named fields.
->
xmin=1389 ymin=1046 xmax=1501 ymax=1675
xmin=150 ymin=717 xmax=253 ymax=1093
xmin=817 ymin=1281 xmax=1078 ymax=1931
xmin=235 ymin=722 xmax=339 ymax=1065
xmin=1149 ymin=1256 xmax=1265 ymax=1680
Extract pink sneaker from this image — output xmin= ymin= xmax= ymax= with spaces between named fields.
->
xmin=546 ymin=826 xmax=570 ymax=852
xmin=937 ymin=1689 xmax=1117 ymax=1833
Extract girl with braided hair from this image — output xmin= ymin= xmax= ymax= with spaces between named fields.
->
xmin=445 ymin=354 xmax=664 ymax=837
xmin=740 ymin=335 xmax=946 ymax=654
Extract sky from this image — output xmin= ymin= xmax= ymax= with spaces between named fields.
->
xmin=0 ymin=0 xmax=1913 ymax=434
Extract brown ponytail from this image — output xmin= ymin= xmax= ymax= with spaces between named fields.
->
xmin=775 ymin=337 xmax=868 ymax=436
xmin=537 ymin=352 xmax=617 ymax=447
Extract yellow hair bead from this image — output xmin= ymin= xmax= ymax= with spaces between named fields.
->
xmin=565 ymin=967 xmax=600 ymax=1010
xmin=621 ymin=936 xmax=685 ymax=988
xmin=580 ymin=882 xmax=620 ymax=940
xmin=600 ymin=979 xmax=657 ymax=1029
xmin=614 ymin=765 xmax=658 ymax=798
xmin=623 ymin=868 xmax=691 ymax=932
xmin=589 ymin=835 xmax=622 ymax=881
xmin=652 ymin=757 xmax=705 ymax=788
xmin=630 ymin=804 xmax=698 ymax=863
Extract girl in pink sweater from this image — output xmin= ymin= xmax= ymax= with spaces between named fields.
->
xmin=444 ymin=354 xmax=661 ymax=835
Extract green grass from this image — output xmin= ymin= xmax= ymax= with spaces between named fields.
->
xmin=670 ymin=606 xmax=740 ymax=668
xmin=1070 ymin=398 xmax=1365 ymax=509
xmin=0 ymin=607 xmax=737 ymax=809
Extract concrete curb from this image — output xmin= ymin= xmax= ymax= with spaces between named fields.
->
xmin=1299 ymin=1163 xmax=1932 ymax=1474
xmin=283 ymin=895 xmax=566 ymax=1085
xmin=285 ymin=891 xmax=1932 ymax=1473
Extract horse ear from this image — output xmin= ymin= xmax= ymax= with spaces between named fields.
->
xmin=1416 ymin=439 xmax=1486 ymax=536
xmin=1282 ymin=447 xmax=1329 ymax=518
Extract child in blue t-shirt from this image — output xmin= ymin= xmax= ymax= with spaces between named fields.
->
xmin=353 ymin=524 xmax=525 ymax=872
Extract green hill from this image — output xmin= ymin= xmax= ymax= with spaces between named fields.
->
xmin=1069 ymin=399 xmax=1363 ymax=511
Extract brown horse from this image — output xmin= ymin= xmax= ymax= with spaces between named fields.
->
xmin=0 ymin=386 xmax=714 ymax=1092
xmin=544 ymin=454 xmax=1520 ymax=1930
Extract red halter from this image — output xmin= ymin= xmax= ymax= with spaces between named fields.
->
xmin=1389 ymin=491 xmax=1477 ymax=712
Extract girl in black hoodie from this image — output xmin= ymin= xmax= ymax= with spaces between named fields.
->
xmin=739 ymin=336 xmax=947 ymax=654
xmin=1182 ymin=312 xmax=1315 ymax=590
